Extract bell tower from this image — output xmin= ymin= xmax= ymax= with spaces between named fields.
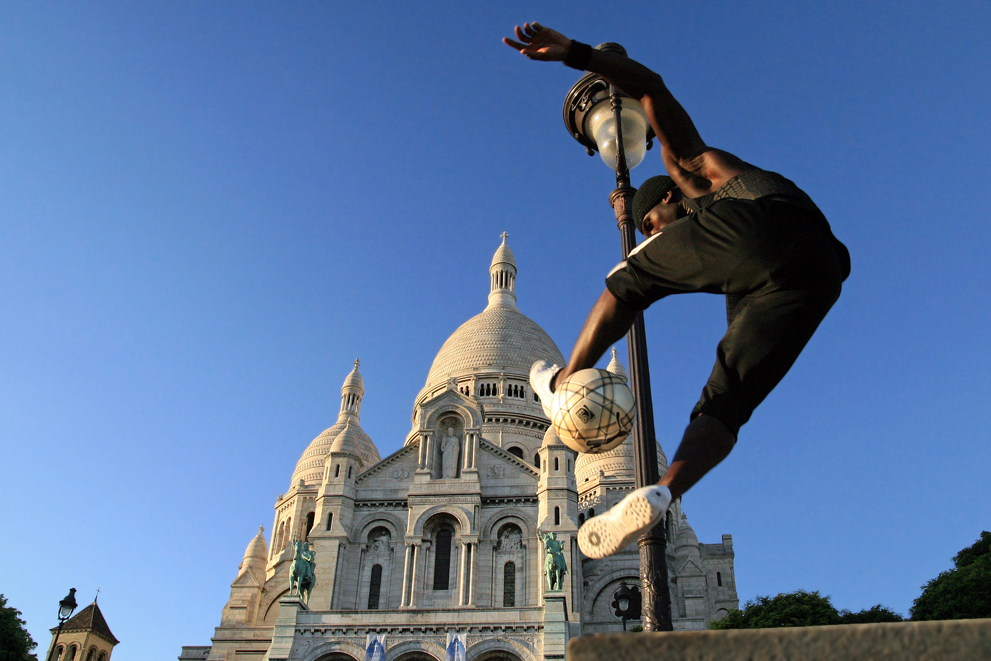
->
xmin=46 ymin=597 xmax=118 ymax=661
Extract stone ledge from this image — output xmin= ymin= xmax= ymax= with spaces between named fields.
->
xmin=567 ymin=619 xmax=991 ymax=661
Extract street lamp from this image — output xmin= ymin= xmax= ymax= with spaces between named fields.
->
xmin=563 ymin=43 xmax=673 ymax=632
xmin=47 ymin=588 xmax=77 ymax=661
xmin=611 ymin=581 xmax=642 ymax=631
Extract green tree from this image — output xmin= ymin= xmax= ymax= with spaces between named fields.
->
xmin=0 ymin=594 xmax=38 ymax=661
xmin=911 ymin=531 xmax=991 ymax=621
xmin=710 ymin=590 xmax=842 ymax=629
xmin=839 ymin=604 xmax=905 ymax=624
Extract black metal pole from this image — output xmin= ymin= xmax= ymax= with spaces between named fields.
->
xmin=608 ymin=85 xmax=673 ymax=632
xmin=46 ymin=621 xmax=65 ymax=661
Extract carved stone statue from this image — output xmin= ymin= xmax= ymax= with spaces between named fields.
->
xmin=369 ymin=532 xmax=390 ymax=559
xmin=289 ymin=539 xmax=316 ymax=604
xmin=498 ymin=527 xmax=523 ymax=553
xmin=441 ymin=426 xmax=460 ymax=478
xmin=540 ymin=531 xmax=567 ymax=591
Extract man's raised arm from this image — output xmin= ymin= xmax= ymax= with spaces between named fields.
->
xmin=504 ymin=22 xmax=746 ymax=197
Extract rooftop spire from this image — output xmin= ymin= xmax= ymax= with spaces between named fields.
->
xmin=487 ymin=232 xmax=518 ymax=309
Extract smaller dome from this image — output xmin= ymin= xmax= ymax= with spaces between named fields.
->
xmin=343 ymin=359 xmax=364 ymax=391
xmin=675 ymin=513 xmax=700 ymax=556
xmin=238 ymin=527 xmax=268 ymax=578
xmin=330 ymin=420 xmax=363 ymax=456
xmin=542 ymin=426 xmax=564 ymax=448
xmin=491 ymin=232 xmax=516 ymax=269
xmin=606 ymin=347 xmax=628 ymax=380
xmin=243 ymin=526 xmax=268 ymax=562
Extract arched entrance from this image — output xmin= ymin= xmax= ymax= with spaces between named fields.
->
xmin=393 ymin=653 xmax=439 ymax=661
xmin=472 ymin=651 xmax=524 ymax=661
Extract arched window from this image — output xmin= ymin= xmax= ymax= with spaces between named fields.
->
xmin=554 ymin=457 xmax=559 ymax=471
xmin=53 ymin=647 xmax=64 ymax=661
xmin=534 ymin=453 xmax=540 ymax=468
xmin=368 ymin=564 xmax=383 ymax=609
xmin=347 ymin=465 xmax=352 ymax=479
xmin=65 ymin=646 xmax=77 ymax=661
xmin=304 ymin=512 xmax=315 ymax=540
xmin=503 ymin=562 xmax=516 ymax=607
xmin=326 ymin=512 xmax=334 ymax=531
xmin=554 ymin=506 xmax=560 ymax=526
xmin=508 ymin=447 xmax=524 ymax=459
xmin=717 ymin=571 xmax=723 ymax=587
xmin=86 ymin=648 xmax=96 ymax=661
xmin=588 ymin=508 xmax=595 ymax=518
xmin=335 ymin=464 xmax=341 ymax=478
xmin=433 ymin=526 xmax=453 ymax=590
xmin=578 ymin=513 xmax=585 ymax=526
xmin=97 ymin=653 xmax=107 ymax=661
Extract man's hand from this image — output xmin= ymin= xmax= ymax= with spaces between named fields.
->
xmin=502 ymin=22 xmax=570 ymax=62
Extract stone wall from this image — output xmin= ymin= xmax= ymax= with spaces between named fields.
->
xmin=567 ymin=619 xmax=991 ymax=661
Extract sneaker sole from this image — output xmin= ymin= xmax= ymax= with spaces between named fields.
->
xmin=578 ymin=492 xmax=658 ymax=559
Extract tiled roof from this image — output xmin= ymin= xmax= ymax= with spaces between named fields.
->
xmin=50 ymin=602 xmax=119 ymax=645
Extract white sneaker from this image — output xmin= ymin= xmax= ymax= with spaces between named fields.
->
xmin=578 ymin=485 xmax=671 ymax=559
xmin=529 ymin=360 xmax=561 ymax=418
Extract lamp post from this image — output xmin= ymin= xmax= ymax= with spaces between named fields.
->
xmin=47 ymin=588 xmax=78 ymax=661
xmin=563 ymin=43 xmax=673 ymax=631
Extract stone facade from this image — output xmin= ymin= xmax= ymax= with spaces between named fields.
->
xmin=181 ymin=235 xmax=737 ymax=661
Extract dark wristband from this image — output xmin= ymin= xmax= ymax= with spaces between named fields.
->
xmin=564 ymin=40 xmax=593 ymax=71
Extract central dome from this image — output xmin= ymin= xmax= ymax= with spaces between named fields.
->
xmin=423 ymin=306 xmax=565 ymax=392
xmin=418 ymin=234 xmax=564 ymax=399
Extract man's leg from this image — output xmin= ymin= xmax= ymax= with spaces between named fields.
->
xmin=659 ymin=414 xmax=736 ymax=501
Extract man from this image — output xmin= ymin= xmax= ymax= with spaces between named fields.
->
xmin=504 ymin=23 xmax=850 ymax=559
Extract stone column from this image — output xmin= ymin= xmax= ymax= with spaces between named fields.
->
xmin=467 ymin=542 xmax=477 ymax=606
xmin=409 ymin=542 xmax=423 ymax=608
xmin=458 ymin=541 xmax=477 ymax=606
xmin=418 ymin=433 xmax=431 ymax=470
xmin=401 ymin=543 xmax=415 ymax=607
xmin=355 ymin=545 xmax=367 ymax=610
xmin=330 ymin=542 xmax=347 ymax=610
xmin=465 ymin=431 xmax=478 ymax=469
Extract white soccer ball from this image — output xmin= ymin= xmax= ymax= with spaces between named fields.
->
xmin=551 ymin=368 xmax=636 ymax=454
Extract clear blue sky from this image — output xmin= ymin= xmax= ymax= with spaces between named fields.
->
xmin=2 ymin=2 xmax=989 ymax=657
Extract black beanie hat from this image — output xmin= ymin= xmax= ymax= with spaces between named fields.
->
xmin=632 ymin=175 xmax=678 ymax=231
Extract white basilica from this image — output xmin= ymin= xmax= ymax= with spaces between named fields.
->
xmin=180 ymin=236 xmax=738 ymax=661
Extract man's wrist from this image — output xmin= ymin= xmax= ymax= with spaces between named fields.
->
xmin=564 ymin=40 xmax=593 ymax=71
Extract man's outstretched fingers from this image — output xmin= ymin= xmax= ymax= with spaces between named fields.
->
xmin=515 ymin=25 xmax=534 ymax=43
xmin=502 ymin=37 xmax=526 ymax=51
